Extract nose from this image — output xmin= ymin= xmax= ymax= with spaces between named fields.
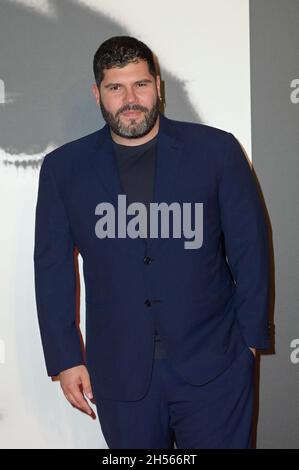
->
xmin=124 ymin=86 xmax=138 ymax=104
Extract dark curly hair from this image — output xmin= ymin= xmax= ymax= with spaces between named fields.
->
xmin=93 ymin=36 xmax=157 ymax=87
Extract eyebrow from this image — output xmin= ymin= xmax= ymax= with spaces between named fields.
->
xmin=104 ymin=79 xmax=153 ymax=89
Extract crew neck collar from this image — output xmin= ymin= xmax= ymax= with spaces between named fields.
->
xmin=112 ymin=132 xmax=158 ymax=150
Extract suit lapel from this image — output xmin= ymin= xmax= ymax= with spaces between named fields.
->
xmin=89 ymin=112 xmax=184 ymax=253
xmin=90 ymin=124 xmax=125 ymax=205
xmin=147 ymin=114 xmax=184 ymax=252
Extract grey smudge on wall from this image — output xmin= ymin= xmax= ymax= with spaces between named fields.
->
xmin=0 ymin=0 xmax=200 ymax=169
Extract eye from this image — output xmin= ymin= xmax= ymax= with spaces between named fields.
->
xmin=109 ymin=85 xmax=120 ymax=91
xmin=137 ymin=82 xmax=147 ymax=87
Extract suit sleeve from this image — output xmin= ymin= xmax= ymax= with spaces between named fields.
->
xmin=218 ymin=133 xmax=271 ymax=349
xmin=33 ymin=155 xmax=85 ymax=376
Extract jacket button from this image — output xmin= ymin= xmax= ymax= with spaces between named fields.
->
xmin=144 ymin=299 xmax=152 ymax=307
xmin=143 ymin=256 xmax=153 ymax=264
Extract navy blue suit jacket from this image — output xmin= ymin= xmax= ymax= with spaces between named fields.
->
xmin=34 ymin=112 xmax=270 ymax=401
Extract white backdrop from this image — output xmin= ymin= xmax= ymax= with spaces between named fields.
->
xmin=0 ymin=0 xmax=251 ymax=448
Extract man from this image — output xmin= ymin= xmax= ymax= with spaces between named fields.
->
xmin=34 ymin=36 xmax=271 ymax=449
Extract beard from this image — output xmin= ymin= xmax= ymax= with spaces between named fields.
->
xmin=99 ymin=96 xmax=160 ymax=139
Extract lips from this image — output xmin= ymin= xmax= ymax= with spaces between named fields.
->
xmin=122 ymin=110 xmax=142 ymax=117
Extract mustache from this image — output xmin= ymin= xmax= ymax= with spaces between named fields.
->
xmin=117 ymin=104 xmax=148 ymax=116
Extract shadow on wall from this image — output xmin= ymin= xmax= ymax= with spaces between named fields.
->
xmin=0 ymin=0 xmax=199 ymax=169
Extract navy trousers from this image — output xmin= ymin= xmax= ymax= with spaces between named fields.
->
xmin=95 ymin=346 xmax=255 ymax=449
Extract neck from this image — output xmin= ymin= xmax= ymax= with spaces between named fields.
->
xmin=110 ymin=114 xmax=160 ymax=146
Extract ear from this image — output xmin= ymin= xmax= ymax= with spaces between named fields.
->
xmin=91 ymin=83 xmax=100 ymax=105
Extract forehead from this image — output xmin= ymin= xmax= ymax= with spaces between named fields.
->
xmin=102 ymin=60 xmax=152 ymax=82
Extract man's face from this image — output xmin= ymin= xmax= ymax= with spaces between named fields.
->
xmin=93 ymin=60 xmax=161 ymax=139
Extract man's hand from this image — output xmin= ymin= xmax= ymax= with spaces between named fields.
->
xmin=59 ymin=365 xmax=96 ymax=418
xmin=249 ymin=347 xmax=256 ymax=357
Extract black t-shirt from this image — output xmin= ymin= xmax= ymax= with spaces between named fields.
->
xmin=113 ymin=134 xmax=157 ymax=237
xmin=112 ymin=134 xmax=167 ymax=358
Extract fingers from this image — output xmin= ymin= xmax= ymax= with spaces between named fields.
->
xmin=59 ymin=365 xmax=95 ymax=417
xmin=81 ymin=375 xmax=94 ymax=401
xmin=72 ymin=386 xmax=93 ymax=415
xmin=63 ymin=386 xmax=93 ymax=415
